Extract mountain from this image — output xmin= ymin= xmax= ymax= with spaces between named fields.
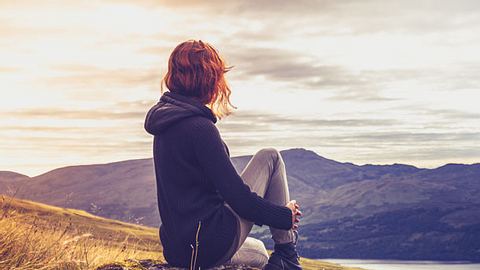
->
xmin=7 ymin=158 xmax=159 ymax=225
xmin=1 ymin=148 xmax=479 ymax=261
xmin=0 ymin=171 xmax=30 ymax=183
xmin=0 ymin=171 xmax=30 ymax=195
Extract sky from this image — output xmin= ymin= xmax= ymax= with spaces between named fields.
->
xmin=1 ymin=0 xmax=479 ymax=176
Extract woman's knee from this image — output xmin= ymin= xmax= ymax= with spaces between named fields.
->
xmin=255 ymin=147 xmax=280 ymax=162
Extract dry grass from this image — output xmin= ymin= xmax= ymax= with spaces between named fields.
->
xmin=298 ymin=257 xmax=364 ymax=270
xmin=0 ymin=195 xmax=164 ymax=270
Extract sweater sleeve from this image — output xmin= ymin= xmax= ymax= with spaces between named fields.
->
xmin=191 ymin=119 xmax=293 ymax=230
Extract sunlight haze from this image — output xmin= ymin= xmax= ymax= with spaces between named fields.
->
xmin=1 ymin=0 xmax=479 ymax=176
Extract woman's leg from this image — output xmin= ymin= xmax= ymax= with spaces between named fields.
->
xmin=225 ymin=147 xmax=295 ymax=268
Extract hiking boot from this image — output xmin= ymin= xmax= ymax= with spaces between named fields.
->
xmin=263 ymin=230 xmax=302 ymax=270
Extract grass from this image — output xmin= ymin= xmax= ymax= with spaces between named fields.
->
xmin=0 ymin=195 xmax=362 ymax=270
xmin=0 ymin=195 xmax=163 ymax=269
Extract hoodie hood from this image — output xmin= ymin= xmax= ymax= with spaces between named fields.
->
xmin=144 ymin=91 xmax=217 ymax=135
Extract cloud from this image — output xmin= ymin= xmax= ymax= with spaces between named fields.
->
xmin=385 ymin=105 xmax=480 ymax=122
xmin=347 ymin=146 xmax=480 ymax=164
xmin=0 ymin=137 xmax=150 ymax=152
xmin=136 ymin=45 xmax=173 ymax=56
xmin=330 ymin=131 xmax=480 ymax=144
xmin=217 ymin=109 xmax=480 ymax=161
xmin=0 ymin=66 xmax=19 ymax=73
xmin=129 ymin=1 xmax=480 ymax=102
xmin=44 ymin=64 xmax=161 ymax=88
xmin=114 ymin=0 xmax=480 ymax=35
xmin=219 ymin=127 xmax=480 ymax=167
xmin=225 ymin=47 xmax=412 ymax=100
xmin=0 ymin=16 xmax=77 ymax=40
xmin=425 ymin=109 xmax=480 ymax=120
xmin=1 ymin=126 xmax=88 ymax=132
xmin=228 ymin=46 xmax=480 ymax=100
xmin=142 ymin=40 xmax=480 ymax=101
xmin=219 ymin=110 xmax=399 ymax=132
xmin=4 ymin=107 xmax=146 ymax=120
xmin=103 ymin=0 xmax=316 ymax=13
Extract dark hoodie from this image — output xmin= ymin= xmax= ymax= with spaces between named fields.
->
xmin=144 ymin=91 xmax=293 ymax=268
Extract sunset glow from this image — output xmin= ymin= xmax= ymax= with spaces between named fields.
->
xmin=1 ymin=0 xmax=479 ymax=175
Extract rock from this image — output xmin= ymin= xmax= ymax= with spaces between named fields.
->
xmin=96 ymin=259 xmax=259 ymax=270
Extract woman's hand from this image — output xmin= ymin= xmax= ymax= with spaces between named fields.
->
xmin=286 ymin=200 xmax=302 ymax=230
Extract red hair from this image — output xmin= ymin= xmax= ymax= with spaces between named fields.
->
xmin=161 ymin=40 xmax=237 ymax=120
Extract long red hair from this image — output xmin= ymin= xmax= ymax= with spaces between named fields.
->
xmin=161 ymin=40 xmax=237 ymax=120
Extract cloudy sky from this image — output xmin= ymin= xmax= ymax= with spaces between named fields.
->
xmin=1 ymin=0 xmax=479 ymax=176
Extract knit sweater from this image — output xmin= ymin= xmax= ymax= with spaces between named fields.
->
xmin=144 ymin=91 xmax=293 ymax=268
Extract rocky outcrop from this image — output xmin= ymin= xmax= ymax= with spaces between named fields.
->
xmin=96 ymin=259 xmax=258 ymax=270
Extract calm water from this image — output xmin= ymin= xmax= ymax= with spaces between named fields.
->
xmin=322 ymin=259 xmax=480 ymax=270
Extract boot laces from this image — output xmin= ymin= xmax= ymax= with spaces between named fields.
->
xmin=293 ymin=230 xmax=300 ymax=260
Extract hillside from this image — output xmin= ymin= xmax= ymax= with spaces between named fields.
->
xmin=1 ymin=148 xmax=479 ymax=261
xmin=0 ymin=196 xmax=345 ymax=270
xmin=0 ymin=195 xmax=163 ymax=269
xmin=0 ymin=171 xmax=30 ymax=194
xmin=0 ymin=171 xmax=30 ymax=183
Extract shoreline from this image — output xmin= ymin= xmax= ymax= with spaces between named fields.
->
xmin=319 ymin=259 xmax=479 ymax=264
xmin=319 ymin=259 xmax=480 ymax=270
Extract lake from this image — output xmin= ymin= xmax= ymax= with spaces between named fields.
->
xmin=322 ymin=259 xmax=480 ymax=270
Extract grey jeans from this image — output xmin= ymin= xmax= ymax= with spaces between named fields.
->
xmin=221 ymin=147 xmax=295 ymax=269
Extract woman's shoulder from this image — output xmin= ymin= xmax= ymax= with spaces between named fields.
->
xmin=171 ymin=115 xmax=219 ymax=142
xmin=181 ymin=115 xmax=218 ymax=132
xmin=183 ymin=118 xmax=225 ymax=152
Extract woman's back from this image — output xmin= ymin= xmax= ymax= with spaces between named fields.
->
xmin=145 ymin=91 xmax=238 ymax=268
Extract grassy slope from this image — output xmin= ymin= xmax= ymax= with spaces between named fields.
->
xmin=1 ymin=195 xmax=160 ymax=245
xmin=0 ymin=196 xmax=361 ymax=270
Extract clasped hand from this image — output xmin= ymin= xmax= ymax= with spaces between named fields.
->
xmin=286 ymin=200 xmax=302 ymax=230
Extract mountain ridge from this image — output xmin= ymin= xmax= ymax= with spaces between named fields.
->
xmin=5 ymin=148 xmax=480 ymax=178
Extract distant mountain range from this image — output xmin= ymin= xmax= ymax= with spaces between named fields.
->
xmin=1 ymin=148 xmax=479 ymax=261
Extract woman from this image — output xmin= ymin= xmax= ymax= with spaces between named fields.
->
xmin=144 ymin=40 xmax=302 ymax=270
